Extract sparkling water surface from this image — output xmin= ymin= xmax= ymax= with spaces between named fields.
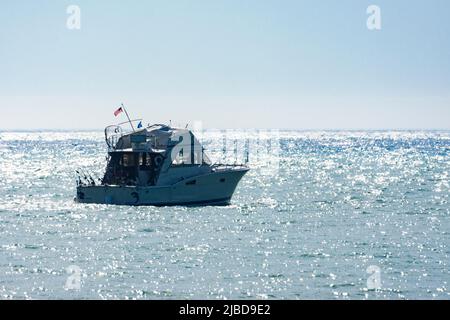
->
xmin=0 ymin=130 xmax=449 ymax=299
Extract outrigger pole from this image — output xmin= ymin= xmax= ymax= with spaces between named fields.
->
xmin=121 ymin=103 xmax=135 ymax=132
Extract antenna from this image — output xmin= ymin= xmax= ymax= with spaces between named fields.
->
xmin=234 ymin=139 xmax=237 ymax=164
xmin=245 ymin=139 xmax=249 ymax=164
xmin=121 ymin=103 xmax=135 ymax=132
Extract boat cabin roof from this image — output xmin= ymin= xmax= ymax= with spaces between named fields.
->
xmin=109 ymin=148 xmax=166 ymax=154
xmin=105 ymin=123 xmax=200 ymax=153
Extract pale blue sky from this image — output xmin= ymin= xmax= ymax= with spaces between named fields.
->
xmin=1 ymin=0 xmax=449 ymax=129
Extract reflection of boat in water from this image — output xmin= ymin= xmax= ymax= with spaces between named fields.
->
xmin=76 ymin=121 xmax=249 ymax=206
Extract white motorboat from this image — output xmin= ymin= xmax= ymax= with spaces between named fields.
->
xmin=76 ymin=122 xmax=249 ymax=206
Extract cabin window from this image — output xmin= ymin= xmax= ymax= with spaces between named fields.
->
xmin=186 ymin=180 xmax=196 ymax=185
xmin=220 ymin=178 xmax=226 ymax=183
xmin=139 ymin=153 xmax=152 ymax=167
xmin=145 ymin=154 xmax=152 ymax=166
xmin=122 ymin=153 xmax=135 ymax=167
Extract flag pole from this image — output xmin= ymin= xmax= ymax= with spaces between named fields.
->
xmin=121 ymin=103 xmax=135 ymax=132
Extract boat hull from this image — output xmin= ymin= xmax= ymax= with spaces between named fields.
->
xmin=76 ymin=168 xmax=248 ymax=206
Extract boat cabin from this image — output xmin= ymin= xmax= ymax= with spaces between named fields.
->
xmin=101 ymin=124 xmax=212 ymax=187
xmin=75 ymin=120 xmax=249 ymax=206
xmin=102 ymin=150 xmax=165 ymax=186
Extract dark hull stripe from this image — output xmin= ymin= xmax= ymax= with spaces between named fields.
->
xmin=77 ymin=197 xmax=232 ymax=207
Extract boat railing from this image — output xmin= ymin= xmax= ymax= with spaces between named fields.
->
xmin=105 ymin=119 xmax=143 ymax=150
xmin=211 ymin=163 xmax=249 ymax=171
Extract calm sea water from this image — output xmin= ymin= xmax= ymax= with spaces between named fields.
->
xmin=0 ymin=130 xmax=449 ymax=300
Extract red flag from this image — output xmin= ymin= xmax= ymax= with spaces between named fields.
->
xmin=114 ymin=107 xmax=123 ymax=117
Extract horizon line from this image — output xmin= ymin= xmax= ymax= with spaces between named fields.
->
xmin=1 ymin=128 xmax=450 ymax=132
